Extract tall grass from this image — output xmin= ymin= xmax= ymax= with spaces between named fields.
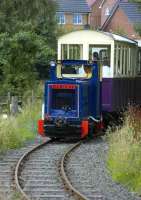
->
xmin=0 ymin=100 xmax=42 ymax=153
xmin=107 ymin=106 xmax=141 ymax=195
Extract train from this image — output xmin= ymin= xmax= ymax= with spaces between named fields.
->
xmin=38 ymin=30 xmax=141 ymax=139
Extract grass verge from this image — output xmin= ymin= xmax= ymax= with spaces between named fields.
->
xmin=107 ymin=106 xmax=141 ymax=195
xmin=0 ymin=100 xmax=41 ymax=153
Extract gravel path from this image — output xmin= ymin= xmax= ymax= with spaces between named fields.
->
xmin=67 ymin=137 xmax=141 ymax=200
xmin=0 ymin=136 xmax=43 ymax=200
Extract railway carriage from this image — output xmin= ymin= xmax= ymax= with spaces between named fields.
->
xmin=38 ymin=30 xmax=141 ymax=139
xmin=58 ymin=30 xmax=141 ymax=112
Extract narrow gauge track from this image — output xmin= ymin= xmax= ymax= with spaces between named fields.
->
xmin=15 ymin=139 xmax=105 ymax=200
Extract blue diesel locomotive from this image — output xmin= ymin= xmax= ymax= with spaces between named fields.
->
xmin=38 ymin=60 xmax=103 ymax=139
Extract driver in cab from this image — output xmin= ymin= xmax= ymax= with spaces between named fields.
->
xmin=83 ymin=65 xmax=92 ymax=78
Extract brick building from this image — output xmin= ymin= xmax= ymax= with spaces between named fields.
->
xmin=56 ymin=0 xmax=91 ymax=32
xmin=90 ymin=0 xmax=141 ymax=39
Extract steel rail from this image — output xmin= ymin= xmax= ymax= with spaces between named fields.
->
xmin=14 ymin=139 xmax=53 ymax=200
xmin=15 ymin=139 xmax=91 ymax=200
xmin=60 ymin=141 xmax=90 ymax=200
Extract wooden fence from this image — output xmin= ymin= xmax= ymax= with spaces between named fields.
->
xmin=0 ymin=92 xmax=41 ymax=117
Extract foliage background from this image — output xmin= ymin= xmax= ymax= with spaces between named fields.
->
xmin=0 ymin=0 xmax=57 ymax=96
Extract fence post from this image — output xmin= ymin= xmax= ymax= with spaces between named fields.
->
xmin=10 ymin=96 xmax=19 ymax=116
xmin=7 ymin=92 xmax=11 ymax=115
xmin=31 ymin=90 xmax=35 ymax=105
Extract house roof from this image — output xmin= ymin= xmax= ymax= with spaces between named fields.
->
xmin=56 ymin=0 xmax=91 ymax=13
xmin=120 ymin=2 xmax=141 ymax=24
xmin=101 ymin=1 xmax=141 ymax=30
xmin=87 ymin=0 xmax=96 ymax=7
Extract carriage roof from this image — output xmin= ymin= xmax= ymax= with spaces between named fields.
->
xmin=136 ymin=40 xmax=141 ymax=47
xmin=58 ymin=30 xmax=137 ymax=45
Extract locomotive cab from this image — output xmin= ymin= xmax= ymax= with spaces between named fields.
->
xmin=38 ymin=60 xmax=103 ymax=139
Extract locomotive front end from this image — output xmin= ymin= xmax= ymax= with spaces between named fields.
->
xmin=43 ymin=82 xmax=84 ymax=139
xmin=38 ymin=60 xmax=103 ymax=139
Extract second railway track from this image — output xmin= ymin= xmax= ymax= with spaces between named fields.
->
xmin=15 ymin=138 xmax=105 ymax=200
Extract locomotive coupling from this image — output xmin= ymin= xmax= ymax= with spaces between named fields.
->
xmin=54 ymin=116 xmax=67 ymax=128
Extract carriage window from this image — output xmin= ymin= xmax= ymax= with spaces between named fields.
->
xmin=115 ymin=44 xmax=130 ymax=76
xmin=61 ymin=44 xmax=83 ymax=60
xmin=114 ymin=45 xmax=120 ymax=75
xmin=61 ymin=44 xmax=68 ymax=60
xmin=138 ymin=49 xmax=141 ymax=75
xmin=117 ymin=46 xmax=121 ymax=75
xmin=130 ymin=47 xmax=135 ymax=76
xmin=89 ymin=45 xmax=110 ymax=65
xmin=89 ymin=45 xmax=111 ymax=77
xmin=122 ymin=47 xmax=125 ymax=75
xmin=125 ymin=47 xmax=128 ymax=75
xmin=114 ymin=46 xmax=116 ymax=75
xmin=128 ymin=47 xmax=131 ymax=75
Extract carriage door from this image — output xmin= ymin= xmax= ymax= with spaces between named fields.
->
xmin=89 ymin=45 xmax=111 ymax=111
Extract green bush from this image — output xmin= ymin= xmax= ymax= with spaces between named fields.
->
xmin=107 ymin=106 xmax=141 ymax=194
xmin=0 ymin=31 xmax=55 ymax=96
xmin=0 ymin=100 xmax=41 ymax=153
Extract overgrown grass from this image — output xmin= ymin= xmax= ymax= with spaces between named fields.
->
xmin=0 ymin=100 xmax=42 ymax=153
xmin=107 ymin=106 xmax=141 ymax=195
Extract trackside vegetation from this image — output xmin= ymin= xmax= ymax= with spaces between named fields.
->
xmin=107 ymin=106 xmax=141 ymax=195
xmin=0 ymin=0 xmax=57 ymax=97
xmin=0 ymin=99 xmax=41 ymax=153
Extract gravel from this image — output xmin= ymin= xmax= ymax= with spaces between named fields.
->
xmin=0 ymin=136 xmax=43 ymax=200
xmin=20 ymin=141 xmax=75 ymax=200
xmin=0 ymin=136 xmax=141 ymax=200
xmin=66 ymin=137 xmax=141 ymax=200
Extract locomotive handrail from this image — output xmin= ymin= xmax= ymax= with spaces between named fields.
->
xmin=88 ymin=116 xmax=101 ymax=122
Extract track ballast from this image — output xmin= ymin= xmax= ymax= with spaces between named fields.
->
xmin=15 ymin=138 xmax=105 ymax=200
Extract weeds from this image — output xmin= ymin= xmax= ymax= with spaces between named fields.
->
xmin=107 ymin=106 xmax=141 ymax=195
xmin=0 ymin=100 xmax=42 ymax=153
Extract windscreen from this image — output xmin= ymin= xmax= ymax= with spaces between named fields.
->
xmin=61 ymin=64 xmax=92 ymax=79
xmin=51 ymin=89 xmax=76 ymax=110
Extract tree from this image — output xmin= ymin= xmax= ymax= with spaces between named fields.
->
xmin=128 ymin=0 xmax=141 ymax=7
xmin=129 ymin=1 xmax=141 ymax=36
xmin=0 ymin=0 xmax=57 ymax=96
xmin=112 ymin=26 xmax=127 ymax=36
xmin=134 ymin=23 xmax=141 ymax=36
xmin=129 ymin=0 xmax=141 ymax=2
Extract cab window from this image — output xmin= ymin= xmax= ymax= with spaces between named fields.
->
xmin=61 ymin=44 xmax=83 ymax=60
xmin=57 ymin=64 xmax=92 ymax=79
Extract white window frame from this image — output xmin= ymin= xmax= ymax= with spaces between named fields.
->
xmin=73 ymin=14 xmax=83 ymax=25
xmin=56 ymin=13 xmax=65 ymax=24
xmin=105 ymin=8 xmax=110 ymax=16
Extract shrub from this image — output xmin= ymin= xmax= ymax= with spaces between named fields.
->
xmin=0 ymin=100 xmax=41 ymax=153
xmin=107 ymin=106 xmax=141 ymax=194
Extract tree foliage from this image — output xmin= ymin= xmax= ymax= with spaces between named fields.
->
xmin=134 ymin=23 xmax=141 ymax=36
xmin=129 ymin=0 xmax=141 ymax=2
xmin=0 ymin=0 xmax=57 ymax=96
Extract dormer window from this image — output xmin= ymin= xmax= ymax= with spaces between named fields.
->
xmin=105 ymin=8 xmax=110 ymax=16
xmin=56 ymin=13 xmax=65 ymax=24
xmin=73 ymin=14 xmax=83 ymax=25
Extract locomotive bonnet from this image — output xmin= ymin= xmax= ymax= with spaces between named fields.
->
xmin=38 ymin=59 xmax=103 ymax=139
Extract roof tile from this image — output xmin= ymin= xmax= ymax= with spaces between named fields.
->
xmin=56 ymin=0 xmax=90 ymax=13
xmin=119 ymin=2 xmax=141 ymax=23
